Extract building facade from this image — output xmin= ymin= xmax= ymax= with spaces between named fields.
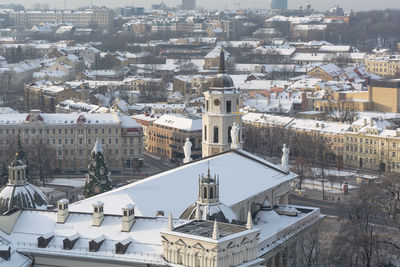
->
xmin=0 ymin=111 xmax=144 ymax=172
xmin=271 ymin=0 xmax=288 ymax=10
xmin=147 ymin=114 xmax=202 ymax=160
xmin=243 ymin=112 xmax=400 ymax=173
xmin=365 ymin=54 xmax=400 ymax=78
xmin=9 ymin=9 xmax=115 ymax=28
xmin=182 ymin=0 xmax=196 ymax=10
xmin=24 ymin=83 xmax=82 ymax=113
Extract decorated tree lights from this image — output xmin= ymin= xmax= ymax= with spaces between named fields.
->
xmin=83 ymin=138 xmax=112 ymax=198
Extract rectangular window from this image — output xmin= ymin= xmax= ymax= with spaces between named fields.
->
xmin=226 ymin=101 xmax=232 ymax=113
xmin=206 ymin=100 xmax=209 ymax=112
xmin=213 ymin=126 xmax=219 ymax=143
xmin=204 ymin=125 xmax=207 ymax=141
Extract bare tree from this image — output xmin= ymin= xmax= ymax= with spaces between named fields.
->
xmin=26 ymin=138 xmax=55 ymax=186
xmin=329 ymin=181 xmax=400 ymax=267
xmin=327 ymin=100 xmax=356 ymax=123
xmin=292 ymin=156 xmax=311 ymax=190
xmin=283 ymin=222 xmax=323 ymax=267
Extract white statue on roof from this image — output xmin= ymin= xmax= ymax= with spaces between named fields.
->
xmin=281 ymin=143 xmax=290 ymax=172
xmin=183 ymin=138 xmax=192 ymax=163
xmin=231 ymin=122 xmax=240 ymax=149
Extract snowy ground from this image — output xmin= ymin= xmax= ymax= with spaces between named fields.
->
xmin=294 ymin=178 xmax=357 ymax=193
xmin=310 ymin=167 xmax=378 ymax=179
xmin=46 ymin=178 xmax=86 ymax=188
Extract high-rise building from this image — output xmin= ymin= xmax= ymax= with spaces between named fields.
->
xmin=182 ymin=0 xmax=196 ymax=10
xmin=271 ymin=0 xmax=288 ymax=10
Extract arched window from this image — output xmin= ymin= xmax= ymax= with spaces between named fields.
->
xmin=17 ymin=170 xmax=20 ymax=180
xmin=203 ymin=187 xmax=207 ymax=198
xmin=228 ymin=126 xmax=232 ymax=143
xmin=210 ymin=187 xmax=214 ymax=199
xmin=204 ymin=125 xmax=207 ymax=141
xmin=213 ymin=126 xmax=219 ymax=143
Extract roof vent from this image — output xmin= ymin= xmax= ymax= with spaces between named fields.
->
xmin=0 ymin=246 xmax=10 ymax=260
xmin=116 ymin=238 xmax=132 ymax=254
xmin=63 ymin=233 xmax=80 ymax=250
xmin=38 ymin=232 xmax=55 ymax=248
xmin=89 ymin=235 xmax=105 ymax=252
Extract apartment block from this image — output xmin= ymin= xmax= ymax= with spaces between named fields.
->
xmin=0 ymin=111 xmax=144 ymax=172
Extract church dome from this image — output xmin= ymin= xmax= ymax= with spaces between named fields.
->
xmin=213 ymin=73 xmax=234 ymax=88
xmin=0 ymin=183 xmax=49 ymax=214
xmin=0 ymin=154 xmax=49 ymax=214
xmin=180 ymin=202 xmax=240 ymax=224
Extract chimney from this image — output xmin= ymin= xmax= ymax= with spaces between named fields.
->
xmin=92 ymin=201 xmax=104 ymax=227
xmin=212 ymin=219 xmax=219 ymax=240
xmin=121 ymin=204 xmax=135 ymax=232
xmin=370 ymin=118 xmax=373 ymax=127
xmin=363 ymin=118 xmax=367 ymax=126
xmin=316 ymin=123 xmax=319 ymax=128
xmin=321 ymin=123 xmax=324 ymax=129
xmin=57 ymin=199 xmax=69 ymax=224
xmin=167 ymin=213 xmax=174 ymax=231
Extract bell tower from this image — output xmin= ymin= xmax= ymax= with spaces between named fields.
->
xmin=202 ymin=47 xmax=242 ymax=157
xmin=198 ymin=167 xmax=219 ymax=204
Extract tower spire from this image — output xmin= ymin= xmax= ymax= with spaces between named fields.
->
xmin=219 ymin=46 xmax=225 ymax=74
xmin=212 ymin=219 xmax=219 ymax=239
xmin=246 ymin=210 xmax=253 ymax=230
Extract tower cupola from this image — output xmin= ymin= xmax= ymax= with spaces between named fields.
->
xmin=198 ymin=167 xmax=219 ymax=204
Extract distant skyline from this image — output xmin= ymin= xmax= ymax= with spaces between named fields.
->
xmin=2 ymin=0 xmax=400 ymax=11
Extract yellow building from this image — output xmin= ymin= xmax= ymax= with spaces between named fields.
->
xmin=365 ymin=55 xmax=400 ymax=78
xmin=313 ymin=80 xmax=400 ymax=113
xmin=243 ymin=112 xmax=400 ymax=173
xmin=368 ymin=80 xmax=400 ymax=113
xmin=147 ymin=114 xmax=202 ymax=160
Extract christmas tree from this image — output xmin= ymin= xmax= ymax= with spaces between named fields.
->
xmin=83 ymin=138 xmax=112 ymax=198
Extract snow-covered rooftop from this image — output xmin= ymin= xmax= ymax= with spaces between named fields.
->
xmin=70 ymin=150 xmax=296 ymax=217
xmin=153 ymin=114 xmax=202 ymax=131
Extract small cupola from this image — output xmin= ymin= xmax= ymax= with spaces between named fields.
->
xmin=8 ymin=153 xmax=27 ymax=186
xmin=198 ymin=168 xmax=219 ymax=204
xmin=122 ymin=204 xmax=135 ymax=232
xmin=57 ymin=199 xmax=69 ymax=224
xmin=92 ymin=201 xmax=104 ymax=227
